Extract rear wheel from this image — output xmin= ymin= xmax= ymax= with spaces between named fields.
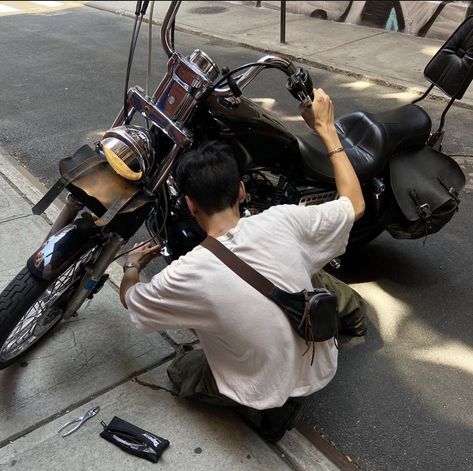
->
xmin=0 ymin=246 xmax=101 ymax=369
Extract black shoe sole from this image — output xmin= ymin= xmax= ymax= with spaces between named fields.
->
xmin=260 ymin=401 xmax=303 ymax=443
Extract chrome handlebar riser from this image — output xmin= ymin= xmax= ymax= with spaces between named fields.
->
xmin=151 ymin=52 xmax=216 ymax=122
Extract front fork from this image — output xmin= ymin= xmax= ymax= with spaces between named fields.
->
xmin=63 ymin=233 xmax=124 ymax=319
xmin=46 ymin=193 xmax=84 ymax=239
xmin=48 ymin=192 xmax=125 ymax=320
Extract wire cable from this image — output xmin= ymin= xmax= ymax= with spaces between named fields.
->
xmin=113 ymin=192 xmax=169 ymax=261
xmin=123 ymin=3 xmax=146 ymax=125
xmin=145 ymin=1 xmax=155 ymax=97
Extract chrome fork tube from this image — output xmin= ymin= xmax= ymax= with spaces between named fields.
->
xmin=46 ymin=193 xmax=84 ymax=239
xmin=63 ymin=233 xmax=124 ymax=319
xmin=150 ymin=144 xmax=180 ymax=193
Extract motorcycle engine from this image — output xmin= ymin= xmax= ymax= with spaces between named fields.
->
xmin=241 ymin=168 xmax=336 ymax=214
xmin=241 ymin=169 xmax=296 ymax=214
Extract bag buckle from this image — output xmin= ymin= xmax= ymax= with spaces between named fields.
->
xmin=409 ymin=189 xmax=432 ymax=220
xmin=417 ymin=203 xmax=432 ymax=219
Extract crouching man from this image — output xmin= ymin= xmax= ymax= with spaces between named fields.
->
xmin=119 ymin=89 xmax=366 ymax=442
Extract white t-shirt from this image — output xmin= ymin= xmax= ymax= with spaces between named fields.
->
xmin=126 ymin=197 xmax=354 ymax=409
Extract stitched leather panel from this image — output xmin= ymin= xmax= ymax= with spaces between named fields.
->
xmin=297 ymin=104 xmax=431 ymax=183
xmin=424 ymin=16 xmax=473 ymax=99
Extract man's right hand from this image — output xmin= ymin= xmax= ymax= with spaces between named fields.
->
xmin=298 ymin=88 xmax=365 ymax=221
xmin=299 ymin=88 xmax=335 ymax=138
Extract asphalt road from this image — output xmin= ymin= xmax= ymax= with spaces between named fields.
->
xmin=0 ymin=4 xmax=472 ymax=471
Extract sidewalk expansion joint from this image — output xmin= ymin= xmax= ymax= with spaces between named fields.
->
xmin=0 ymin=213 xmax=36 ymax=225
xmin=317 ymin=31 xmax=386 ymax=54
xmin=0 ymin=353 xmax=175 ymax=450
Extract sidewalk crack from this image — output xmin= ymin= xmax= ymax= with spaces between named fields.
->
xmin=132 ymin=376 xmax=179 ymax=397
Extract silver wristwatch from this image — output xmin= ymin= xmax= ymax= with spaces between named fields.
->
xmin=123 ymin=262 xmax=140 ymax=273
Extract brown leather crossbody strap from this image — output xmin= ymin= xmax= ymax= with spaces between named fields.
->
xmin=200 ymin=236 xmax=274 ymax=297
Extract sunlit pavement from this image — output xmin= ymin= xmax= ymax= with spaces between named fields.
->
xmin=0 ymin=1 xmax=83 ymax=16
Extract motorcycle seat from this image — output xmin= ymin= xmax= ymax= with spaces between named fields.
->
xmin=297 ymin=104 xmax=432 ymax=183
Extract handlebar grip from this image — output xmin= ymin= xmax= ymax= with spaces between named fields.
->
xmin=286 ymin=67 xmax=314 ymax=105
xmin=305 ymin=72 xmax=314 ymax=101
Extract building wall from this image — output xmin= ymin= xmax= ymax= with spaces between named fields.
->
xmin=257 ymin=1 xmax=472 ymax=41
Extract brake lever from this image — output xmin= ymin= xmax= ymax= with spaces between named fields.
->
xmin=286 ymin=67 xmax=314 ymax=106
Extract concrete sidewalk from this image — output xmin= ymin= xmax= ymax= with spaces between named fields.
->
xmin=0 ymin=150 xmax=341 ymax=470
xmin=87 ymin=0 xmax=473 ymax=110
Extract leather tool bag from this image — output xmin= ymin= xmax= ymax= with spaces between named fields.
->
xmin=201 ymin=236 xmax=338 ymax=365
xmin=386 ymin=147 xmax=465 ymax=240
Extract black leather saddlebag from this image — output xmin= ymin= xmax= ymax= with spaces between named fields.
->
xmin=385 ymin=147 xmax=465 ymax=239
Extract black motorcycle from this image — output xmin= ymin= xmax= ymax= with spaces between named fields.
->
xmin=0 ymin=1 xmax=469 ymax=369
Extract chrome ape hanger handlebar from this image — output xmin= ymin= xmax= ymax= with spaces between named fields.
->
xmin=161 ymin=0 xmax=180 ymax=57
xmin=160 ymin=1 xmax=297 ymax=97
xmin=111 ymin=0 xmax=306 ymax=194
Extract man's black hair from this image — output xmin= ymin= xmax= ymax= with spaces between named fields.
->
xmin=174 ymin=140 xmax=241 ymax=215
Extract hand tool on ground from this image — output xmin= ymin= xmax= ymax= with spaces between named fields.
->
xmin=58 ymin=406 xmax=100 ymax=437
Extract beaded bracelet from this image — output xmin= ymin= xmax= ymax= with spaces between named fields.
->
xmin=327 ymin=146 xmax=344 ymax=158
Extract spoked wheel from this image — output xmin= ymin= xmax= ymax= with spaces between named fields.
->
xmin=0 ymin=246 xmax=101 ymax=369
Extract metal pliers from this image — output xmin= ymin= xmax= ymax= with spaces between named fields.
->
xmin=58 ymin=406 xmax=100 ymax=437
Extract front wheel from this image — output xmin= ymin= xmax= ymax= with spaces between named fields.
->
xmin=0 ymin=247 xmax=101 ymax=369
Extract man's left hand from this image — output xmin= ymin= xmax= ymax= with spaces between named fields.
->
xmin=125 ymin=242 xmax=161 ymax=271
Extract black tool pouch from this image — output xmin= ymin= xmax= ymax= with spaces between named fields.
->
xmin=268 ymin=287 xmax=338 ymax=364
xmin=100 ymin=416 xmax=170 ymax=463
xmin=268 ymin=287 xmax=338 ymax=342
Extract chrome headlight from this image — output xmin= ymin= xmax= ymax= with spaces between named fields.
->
xmin=100 ymin=125 xmax=152 ymax=181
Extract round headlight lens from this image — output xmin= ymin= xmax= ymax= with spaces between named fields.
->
xmin=100 ymin=125 xmax=152 ymax=181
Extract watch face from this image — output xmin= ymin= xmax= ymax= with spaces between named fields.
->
xmin=123 ymin=262 xmax=138 ymax=272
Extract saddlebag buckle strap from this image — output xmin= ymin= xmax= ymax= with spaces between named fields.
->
xmin=409 ymin=189 xmax=432 ymax=219
xmin=417 ymin=203 xmax=432 ymax=219
xmin=32 ymin=145 xmax=104 ymax=216
xmin=438 ymin=176 xmax=461 ymax=203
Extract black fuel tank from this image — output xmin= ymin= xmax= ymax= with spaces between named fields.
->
xmin=205 ymin=95 xmax=303 ymax=174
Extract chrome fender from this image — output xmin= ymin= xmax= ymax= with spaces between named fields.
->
xmin=27 ymin=219 xmax=101 ymax=281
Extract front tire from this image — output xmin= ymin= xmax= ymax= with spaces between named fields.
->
xmin=0 ymin=246 xmax=100 ymax=369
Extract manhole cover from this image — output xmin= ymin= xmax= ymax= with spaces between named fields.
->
xmin=190 ymin=6 xmax=227 ymax=15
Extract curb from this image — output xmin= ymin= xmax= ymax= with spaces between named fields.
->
xmin=85 ymin=1 xmax=473 ymax=112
